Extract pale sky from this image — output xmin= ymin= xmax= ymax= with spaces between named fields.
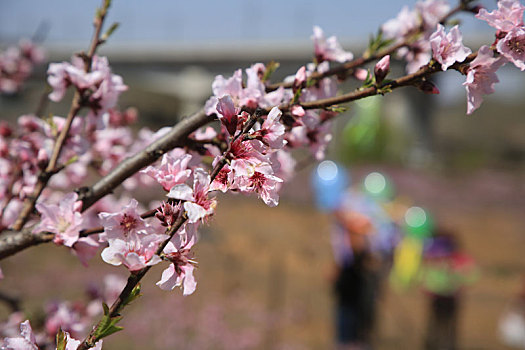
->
xmin=0 ymin=0 xmax=496 ymax=46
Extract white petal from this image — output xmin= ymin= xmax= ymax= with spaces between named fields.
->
xmin=167 ymin=184 xmax=194 ymax=201
xmin=184 ymin=202 xmax=207 ymax=223
xmin=156 ymin=264 xmax=178 ymax=290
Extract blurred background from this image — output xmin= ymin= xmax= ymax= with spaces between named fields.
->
xmin=1 ymin=0 xmax=525 ymax=349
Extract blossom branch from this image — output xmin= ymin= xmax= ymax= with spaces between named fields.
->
xmin=11 ymin=0 xmax=112 ymax=231
xmin=278 ymin=52 xmax=477 ymax=113
xmin=266 ymin=3 xmax=466 ymax=92
xmin=0 ymin=50 xmax=479 ymax=261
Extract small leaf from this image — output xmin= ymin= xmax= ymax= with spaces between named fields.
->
xmin=93 ymin=313 xmax=124 ymax=341
xmin=45 ymin=114 xmax=58 ymax=137
xmin=325 ymin=105 xmax=348 ymax=113
xmin=292 ymin=88 xmax=302 ymax=104
xmin=122 ymin=283 xmax=142 ymax=308
xmin=101 ymin=22 xmax=119 ymax=42
xmin=102 ymin=302 xmax=110 ymax=316
xmin=361 ymin=70 xmax=375 ymax=88
xmin=65 ymin=155 xmax=78 ymax=166
xmin=56 ymin=328 xmax=67 ymax=350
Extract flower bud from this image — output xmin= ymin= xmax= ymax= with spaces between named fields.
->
xmin=353 ymin=68 xmax=368 ymax=81
xmin=37 ymin=149 xmax=49 ymax=170
xmin=0 ymin=122 xmax=12 ymax=137
xmin=293 ymin=66 xmax=307 ymax=93
xmin=374 ymin=55 xmax=390 ymax=84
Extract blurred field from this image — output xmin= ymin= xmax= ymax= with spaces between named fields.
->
xmin=1 ymin=162 xmax=524 ymax=349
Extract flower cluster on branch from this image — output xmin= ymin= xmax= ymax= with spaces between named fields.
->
xmin=1 ymin=0 xmax=525 ymax=349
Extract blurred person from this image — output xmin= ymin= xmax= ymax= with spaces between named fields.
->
xmin=330 ymin=208 xmax=381 ymax=350
xmin=499 ymin=274 xmax=525 ymax=349
xmin=420 ymin=228 xmax=478 ymax=350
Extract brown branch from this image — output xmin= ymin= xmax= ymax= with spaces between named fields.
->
xmin=11 ymin=0 xmax=112 ymax=232
xmin=0 ymin=230 xmax=54 ymax=260
xmin=277 ymin=52 xmax=477 ymax=113
xmin=266 ymin=40 xmax=407 ymax=92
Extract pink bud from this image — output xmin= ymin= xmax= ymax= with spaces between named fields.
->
xmin=353 ymin=68 xmax=368 ymax=81
xmin=374 ymin=55 xmax=390 ymax=84
xmin=291 ymin=105 xmax=306 ymax=118
xmin=293 ymin=66 xmax=307 ymax=92
xmin=37 ymin=149 xmax=49 ymax=169
xmin=124 ymin=107 xmax=138 ymax=124
xmin=0 ymin=122 xmax=12 ymax=137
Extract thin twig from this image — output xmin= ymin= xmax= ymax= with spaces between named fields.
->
xmin=265 ymin=4 xmax=464 ymax=92
xmin=11 ymin=0 xmax=112 ymax=231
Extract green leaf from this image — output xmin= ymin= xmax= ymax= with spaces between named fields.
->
xmin=102 ymin=302 xmax=110 ymax=316
xmin=45 ymin=115 xmax=58 ymax=137
xmin=101 ymin=22 xmax=120 ymax=42
xmin=365 ymin=30 xmax=395 ymax=57
xmin=121 ymin=283 xmax=142 ymax=309
xmin=292 ymin=88 xmax=302 ymax=104
xmin=361 ymin=69 xmax=375 ymax=89
xmin=65 ymin=155 xmax=78 ymax=166
xmin=306 ymin=77 xmax=316 ymax=88
xmin=93 ymin=306 xmax=124 ymax=342
xmin=56 ymin=328 xmax=67 ymax=350
xmin=325 ymin=105 xmax=348 ymax=114
xmin=262 ymin=61 xmax=280 ymax=82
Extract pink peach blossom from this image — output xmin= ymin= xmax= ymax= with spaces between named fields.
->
xmin=415 ymin=0 xmax=451 ymax=30
xmin=463 ymin=45 xmax=506 ymax=114
xmin=98 ymin=199 xmax=155 ymax=240
xmin=312 ymin=26 xmax=354 ymax=63
xmin=256 ymin=107 xmax=286 ymax=149
xmin=382 ymin=6 xmax=420 ymax=41
xmin=430 ymin=25 xmax=472 ymax=71
xmin=497 ymin=26 xmax=525 ymax=70
xmin=34 ymin=192 xmax=83 ymax=247
xmin=476 ymin=0 xmax=525 ymax=32
xmin=141 ymin=153 xmax=192 ymax=191
xmin=101 ymin=231 xmax=165 ymax=272
xmin=157 ymin=229 xmax=197 ymax=295
xmin=216 ymin=95 xmax=240 ymax=136
xmin=167 ymin=168 xmax=217 ymax=223
xmin=236 ymin=170 xmax=283 ymax=207
xmin=209 ymin=164 xmax=233 ymax=193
